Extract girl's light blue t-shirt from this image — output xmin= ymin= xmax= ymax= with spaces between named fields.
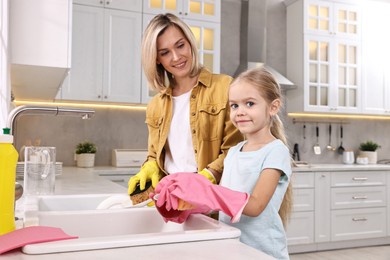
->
xmin=219 ymin=139 xmax=292 ymax=260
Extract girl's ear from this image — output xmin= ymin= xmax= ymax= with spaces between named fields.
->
xmin=269 ymin=99 xmax=281 ymax=116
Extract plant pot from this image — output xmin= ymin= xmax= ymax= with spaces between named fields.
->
xmin=358 ymin=151 xmax=377 ymax=164
xmin=76 ymin=153 xmax=95 ymax=168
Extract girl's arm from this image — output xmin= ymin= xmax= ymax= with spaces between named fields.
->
xmin=242 ymin=168 xmax=282 ymax=217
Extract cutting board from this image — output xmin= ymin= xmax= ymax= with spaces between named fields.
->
xmin=0 ymin=226 xmax=78 ymax=254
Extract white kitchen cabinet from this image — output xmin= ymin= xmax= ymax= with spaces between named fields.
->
xmin=330 ymin=171 xmax=387 ymax=241
xmin=10 ymin=0 xmax=72 ymax=101
xmin=57 ymin=0 xmax=142 ymax=103
xmin=141 ymin=3 xmax=221 ymax=103
xmin=286 ymin=0 xmax=361 ymax=114
xmin=361 ymin=1 xmax=390 ymax=115
xmin=289 ymin=168 xmax=390 ymax=253
xmin=143 ymin=0 xmax=220 ymax=23
xmin=286 ymin=171 xmax=315 ymax=246
xmin=73 ymin=0 xmax=142 ymax=11
xmin=314 ymin=171 xmax=331 ymax=243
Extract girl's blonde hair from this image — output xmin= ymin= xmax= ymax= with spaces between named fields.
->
xmin=231 ymin=67 xmax=293 ymax=226
xmin=142 ymin=13 xmax=202 ymax=92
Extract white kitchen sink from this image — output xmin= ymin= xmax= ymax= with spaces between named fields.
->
xmin=22 ymin=194 xmax=241 ymax=254
xmin=37 ymin=193 xmax=122 ymax=211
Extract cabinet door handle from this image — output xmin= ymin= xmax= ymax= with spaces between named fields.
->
xmin=352 ymin=217 xmax=367 ymax=222
xmin=352 ymin=196 xmax=367 ymax=200
xmin=112 ymin=179 xmax=125 ymax=183
xmin=352 ymin=177 xmax=368 ymax=181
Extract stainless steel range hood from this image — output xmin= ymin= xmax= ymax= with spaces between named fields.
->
xmin=234 ymin=0 xmax=295 ymax=89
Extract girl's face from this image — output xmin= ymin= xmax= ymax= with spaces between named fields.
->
xmin=229 ymin=80 xmax=279 ymax=138
xmin=156 ymin=26 xmax=193 ymax=80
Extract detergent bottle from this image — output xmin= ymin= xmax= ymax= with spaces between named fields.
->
xmin=0 ymin=128 xmax=18 ymax=235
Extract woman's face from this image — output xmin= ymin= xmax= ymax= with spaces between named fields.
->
xmin=156 ymin=26 xmax=193 ymax=79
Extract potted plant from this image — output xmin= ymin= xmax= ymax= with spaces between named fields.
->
xmin=358 ymin=140 xmax=380 ymax=164
xmin=75 ymin=141 xmax=97 ymax=168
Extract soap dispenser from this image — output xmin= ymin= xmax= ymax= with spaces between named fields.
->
xmin=0 ymin=128 xmax=18 ymax=235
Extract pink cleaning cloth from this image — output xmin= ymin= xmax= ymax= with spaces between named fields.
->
xmin=0 ymin=226 xmax=78 ymax=254
xmin=154 ymin=172 xmax=249 ymax=223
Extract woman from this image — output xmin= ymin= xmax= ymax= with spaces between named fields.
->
xmin=128 ymin=13 xmax=243 ymax=194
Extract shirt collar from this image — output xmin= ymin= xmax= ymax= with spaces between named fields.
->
xmin=160 ymin=68 xmax=212 ymax=98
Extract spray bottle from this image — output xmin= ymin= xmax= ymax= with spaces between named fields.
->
xmin=0 ymin=128 xmax=18 ymax=235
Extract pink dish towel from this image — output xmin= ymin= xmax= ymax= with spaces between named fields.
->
xmin=0 ymin=226 xmax=78 ymax=254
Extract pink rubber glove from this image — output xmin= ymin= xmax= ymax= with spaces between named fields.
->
xmin=153 ymin=172 xmax=249 ymax=223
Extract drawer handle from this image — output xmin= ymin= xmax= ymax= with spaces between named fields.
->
xmin=112 ymin=179 xmax=125 ymax=183
xmin=352 ymin=217 xmax=367 ymax=222
xmin=352 ymin=196 xmax=367 ymax=200
xmin=352 ymin=177 xmax=368 ymax=181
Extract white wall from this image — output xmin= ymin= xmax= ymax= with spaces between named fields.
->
xmin=0 ymin=0 xmax=11 ymax=129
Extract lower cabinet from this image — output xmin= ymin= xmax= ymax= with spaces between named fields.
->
xmin=286 ymin=171 xmax=315 ymax=246
xmin=288 ymin=170 xmax=389 ymax=253
xmin=331 ymin=207 xmax=387 ymax=241
xmin=330 ymin=171 xmax=387 ymax=242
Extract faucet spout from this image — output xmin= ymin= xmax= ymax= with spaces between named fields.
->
xmin=7 ymin=105 xmax=95 ymax=144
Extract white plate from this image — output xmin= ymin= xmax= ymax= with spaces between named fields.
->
xmin=96 ymin=194 xmax=152 ymax=209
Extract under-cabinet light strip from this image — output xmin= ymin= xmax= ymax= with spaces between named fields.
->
xmin=288 ymin=113 xmax=390 ymax=120
xmin=13 ymin=100 xmax=147 ymax=111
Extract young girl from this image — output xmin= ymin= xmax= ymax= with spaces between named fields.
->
xmin=153 ymin=67 xmax=293 ymax=260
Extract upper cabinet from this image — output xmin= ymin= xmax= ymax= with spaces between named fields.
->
xmin=361 ymin=1 xmax=390 ymax=115
xmin=10 ymin=0 xmax=71 ymax=101
xmin=58 ymin=0 xmax=221 ymax=104
xmin=143 ymin=0 xmax=220 ymax=22
xmin=286 ymin=0 xmax=361 ymax=114
xmin=57 ymin=0 xmax=142 ymax=103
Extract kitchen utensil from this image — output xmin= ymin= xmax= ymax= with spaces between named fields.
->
xmin=292 ymin=143 xmax=300 ymax=161
xmin=301 ymin=124 xmax=307 ymax=153
xmin=326 ymin=124 xmax=335 ymax=151
xmin=313 ymin=125 xmax=321 ymax=155
xmin=337 ymin=125 xmax=345 ymax=154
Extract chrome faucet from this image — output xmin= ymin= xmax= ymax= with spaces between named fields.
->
xmin=7 ymin=105 xmax=95 ymax=145
xmin=7 ymin=105 xmax=95 ymax=218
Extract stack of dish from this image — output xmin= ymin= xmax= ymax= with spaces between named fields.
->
xmin=16 ymin=162 xmax=63 ymax=178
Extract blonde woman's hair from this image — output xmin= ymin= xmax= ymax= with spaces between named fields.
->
xmin=142 ymin=13 xmax=202 ymax=92
xmin=231 ymin=67 xmax=293 ymax=226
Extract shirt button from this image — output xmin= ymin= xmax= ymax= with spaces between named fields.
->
xmin=192 ymin=112 xmax=196 ymax=116
xmin=192 ymin=129 xmax=196 ymax=134
xmin=194 ymin=150 xmax=197 ymax=154
xmin=211 ymin=108 xmax=216 ymax=113
xmin=191 ymin=95 xmax=196 ymax=99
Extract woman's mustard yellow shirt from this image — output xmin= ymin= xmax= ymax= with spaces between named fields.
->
xmin=145 ymin=68 xmax=243 ymax=176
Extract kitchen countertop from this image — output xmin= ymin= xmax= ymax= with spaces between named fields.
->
xmin=7 ymin=167 xmax=275 ymax=260
xmin=293 ymin=163 xmax=390 ymax=172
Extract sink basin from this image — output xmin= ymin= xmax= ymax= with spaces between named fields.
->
xmin=37 ymin=193 xmax=124 ymax=211
xmin=22 ymin=194 xmax=241 ymax=254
